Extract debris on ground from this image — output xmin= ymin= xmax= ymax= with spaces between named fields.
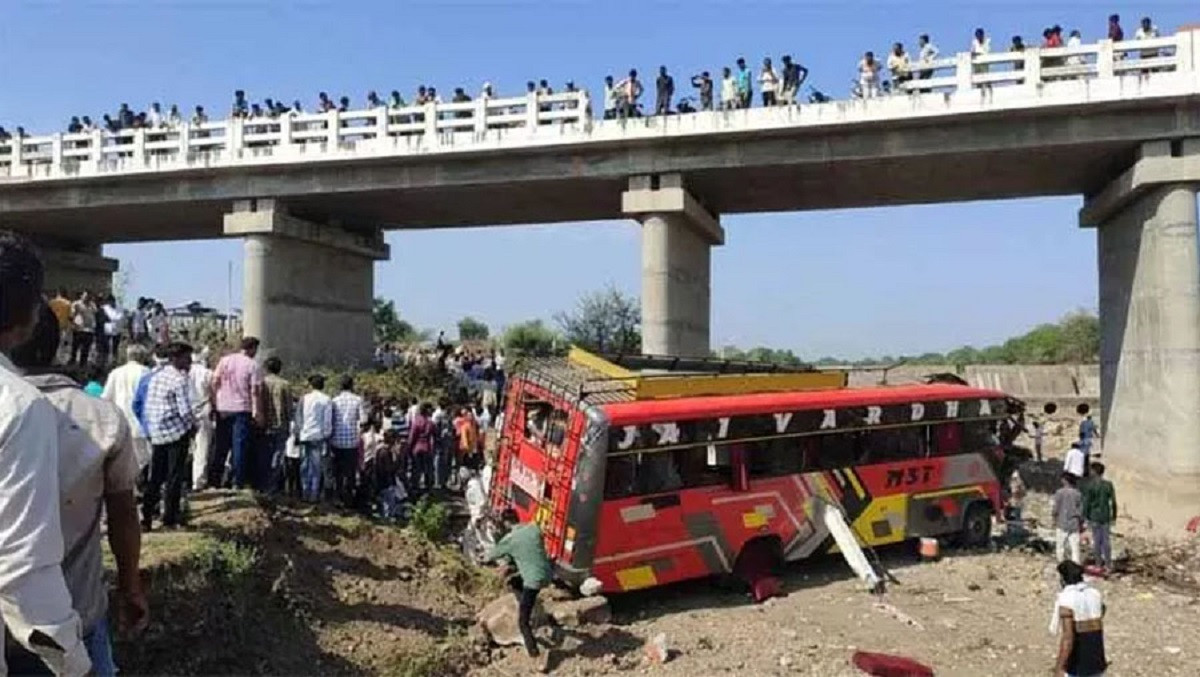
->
xmin=643 ymin=632 xmax=672 ymax=665
xmin=851 ymin=650 xmax=935 ymax=677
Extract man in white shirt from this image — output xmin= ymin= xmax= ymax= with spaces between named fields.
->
xmin=0 ymin=231 xmax=92 ymax=676
xmin=1135 ymin=16 xmax=1161 ymax=64
xmin=293 ymin=374 xmax=332 ymax=503
xmin=916 ymin=34 xmax=940 ymax=93
xmin=103 ymin=343 xmax=151 ymax=469
xmin=13 ymin=304 xmax=147 ymax=676
xmin=188 ymin=348 xmax=215 ymax=491
xmin=1050 ymin=560 xmax=1107 ymax=676
xmin=1063 ymin=441 xmax=1086 ymax=479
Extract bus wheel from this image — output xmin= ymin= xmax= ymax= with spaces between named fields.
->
xmin=960 ymin=503 xmax=993 ymax=548
xmin=733 ymin=537 xmax=784 ymax=603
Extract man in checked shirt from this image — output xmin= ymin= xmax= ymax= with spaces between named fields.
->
xmin=141 ymin=342 xmax=196 ymax=531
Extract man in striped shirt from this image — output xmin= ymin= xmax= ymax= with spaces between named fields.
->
xmin=141 ymin=342 xmax=196 ymax=531
xmin=329 ymin=375 xmax=366 ymax=506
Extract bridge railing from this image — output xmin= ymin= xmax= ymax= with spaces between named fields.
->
xmin=897 ymin=35 xmax=1183 ymax=92
xmin=0 ymin=90 xmax=593 ymax=179
xmin=0 ymin=33 xmax=1193 ymax=181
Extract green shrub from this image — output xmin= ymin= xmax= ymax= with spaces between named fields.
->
xmin=409 ymin=496 xmax=450 ymax=543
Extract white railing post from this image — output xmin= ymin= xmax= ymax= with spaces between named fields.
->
xmin=955 ymin=52 xmax=974 ymax=93
xmin=91 ymin=129 xmax=103 ymax=171
xmin=375 ymin=107 xmax=388 ymax=143
xmin=423 ymin=102 xmax=437 ymax=140
xmin=474 ymin=98 xmax=488 ymax=136
xmin=228 ymin=119 xmax=243 ymax=159
xmin=10 ymin=138 xmax=23 ymax=177
xmin=1097 ymin=40 xmax=1115 ymax=78
xmin=51 ymin=134 xmax=63 ymax=175
xmin=526 ymin=92 xmax=539 ymax=131
xmin=1178 ymin=30 xmax=1198 ymax=74
xmin=326 ymin=110 xmax=339 ymax=149
xmin=279 ymin=115 xmax=293 ymax=149
xmin=178 ymin=123 xmax=190 ymax=160
xmin=1024 ymin=47 xmax=1043 ymax=91
xmin=132 ymin=129 xmax=146 ymax=167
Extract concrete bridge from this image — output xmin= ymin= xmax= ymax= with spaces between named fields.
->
xmin=2 ymin=31 xmax=1200 ymax=510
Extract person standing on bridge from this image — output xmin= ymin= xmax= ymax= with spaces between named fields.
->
xmin=618 ymin=69 xmax=642 ymax=118
xmin=971 ymin=28 xmax=991 ymax=77
xmin=888 ymin=43 xmax=912 ymax=89
xmin=857 ymin=51 xmax=882 ymax=98
xmin=759 ymin=57 xmax=780 ymax=106
xmin=780 ymin=55 xmax=808 ymax=104
xmin=720 ymin=67 xmax=737 ymax=111
xmin=735 ymin=57 xmax=752 ymax=108
xmin=1107 ymin=14 xmax=1124 ymax=43
xmin=209 ymin=337 xmax=263 ymax=490
xmin=690 ymin=71 xmax=713 ymax=111
xmin=231 ymin=91 xmax=248 ymax=119
xmin=655 ymin=66 xmax=674 ymax=115
xmin=917 ymin=34 xmax=940 ymax=92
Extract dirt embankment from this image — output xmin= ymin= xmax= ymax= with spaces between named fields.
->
xmin=116 ymin=493 xmax=500 ymax=676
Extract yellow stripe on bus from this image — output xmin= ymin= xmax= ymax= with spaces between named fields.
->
xmin=911 ymin=487 xmax=985 ymax=501
xmin=616 ymin=565 xmax=658 ymax=591
xmin=845 ymin=470 xmax=867 ymax=500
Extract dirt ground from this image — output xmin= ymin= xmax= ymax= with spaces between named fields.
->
xmin=117 ymin=444 xmax=1200 ymax=676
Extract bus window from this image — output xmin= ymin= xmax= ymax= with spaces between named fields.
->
xmin=545 ymin=410 xmax=569 ymax=456
xmin=636 ymin=451 xmax=683 ymax=494
xmin=746 ymin=436 xmax=804 ymax=479
xmin=933 ymin=422 xmax=962 ymax=456
xmin=819 ymin=432 xmax=859 ymax=470
xmin=860 ymin=427 xmax=926 ymax=463
xmin=962 ymin=420 xmax=997 ymax=453
xmin=605 ymin=455 xmax=637 ymax=498
xmin=524 ymin=401 xmax=552 ymax=442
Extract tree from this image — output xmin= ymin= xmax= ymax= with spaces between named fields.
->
xmin=457 ymin=316 xmax=490 ymax=341
xmin=555 ymin=286 xmax=641 ymax=354
xmin=501 ymin=320 xmax=561 ymax=357
xmin=1058 ymin=310 xmax=1099 ymax=363
xmin=373 ymin=298 xmax=415 ymax=343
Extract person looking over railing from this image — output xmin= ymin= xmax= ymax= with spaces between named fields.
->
xmin=720 ymin=67 xmax=737 ymax=110
xmin=916 ymin=33 xmax=939 ymax=92
xmin=857 ymin=51 xmax=882 ymax=98
xmin=317 ymin=91 xmax=333 ymax=112
xmin=655 ymin=66 xmax=674 ymax=114
xmin=888 ymin=43 xmax=912 ymax=89
xmin=759 ymin=58 xmax=779 ymax=107
xmin=602 ymin=75 xmax=617 ymax=118
xmin=166 ymin=105 xmax=182 ymax=128
xmin=1136 ymin=16 xmax=1161 ymax=66
xmin=231 ymin=90 xmax=247 ymax=119
xmin=780 ymin=55 xmax=808 ymax=105
xmin=971 ymin=27 xmax=991 ymax=77
xmin=1067 ymin=30 xmax=1084 ymax=66
xmin=691 ymin=71 xmax=714 ymax=111
xmin=617 ymin=69 xmax=642 ymax=118
xmin=147 ymin=103 xmax=163 ymax=129
xmin=366 ymin=91 xmax=383 ymax=109
xmin=388 ymin=90 xmax=404 ymax=108
xmin=1108 ymin=14 xmax=1124 ymax=42
xmin=68 ymin=116 xmax=83 ymax=134
xmin=735 ymin=57 xmax=752 ymax=108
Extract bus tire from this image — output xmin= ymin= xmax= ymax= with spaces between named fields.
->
xmin=960 ymin=502 xmax=993 ymax=548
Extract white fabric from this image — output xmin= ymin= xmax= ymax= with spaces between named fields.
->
xmin=1064 ymin=447 xmax=1086 ymax=477
xmin=188 ymin=362 xmax=214 ymax=419
xmin=102 ymin=360 xmax=149 ymax=439
xmin=1055 ymin=528 xmax=1082 ymax=566
xmin=294 ymin=391 xmax=333 ymax=443
xmin=0 ymin=353 xmax=91 ymax=677
xmin=1049 ymin=582 xmax=1104 ymax=635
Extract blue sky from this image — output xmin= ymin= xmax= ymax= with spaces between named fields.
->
xmin=2 ymin=1 xmax=1194 ymax=359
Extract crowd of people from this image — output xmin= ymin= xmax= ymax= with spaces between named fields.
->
xmin=0 ymin=13 xmax=1171 ymax=146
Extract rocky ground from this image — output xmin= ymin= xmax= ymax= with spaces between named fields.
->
xmin=116 ymin=455 xmax=1200 ymax=676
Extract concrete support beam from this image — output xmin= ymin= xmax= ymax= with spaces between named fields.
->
xmin=33 ymin=239 xmax=118 ymax=295
xmin=624 ymin=174 xmax=723 ymax=357
xmin=1097 ymin=182 xmax=1200 ymax=522
xmin=1080 ymin=138 xmax=1200 ymax=227
xmin=223 ymin=199 xmax=389 ymax=367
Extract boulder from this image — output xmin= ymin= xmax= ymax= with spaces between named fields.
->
xmin=547 ymin=596 xmax=611 ymax=628
xmin=475 ymin=593 xmax=547 ymax=647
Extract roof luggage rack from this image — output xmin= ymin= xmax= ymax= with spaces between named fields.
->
xmin=516 ymin=347 xmax=849 ymax=403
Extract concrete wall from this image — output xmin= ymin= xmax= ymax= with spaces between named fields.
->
xmin=846 ymin=363 xmax=1100 ymax=406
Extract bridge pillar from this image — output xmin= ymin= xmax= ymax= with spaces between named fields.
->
xmin=223 ymin=199 xmax=389 ymax=367
xmin=623 ymin=174 xmax=724 ymax=357
xmin=1081 ymin=139 xmax=1200 ymax=522
xmin=32 ymin=239 xmax=118 ymax=296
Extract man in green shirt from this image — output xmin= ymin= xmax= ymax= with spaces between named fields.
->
xmin=1083 ymin=462 xmax=1118 ymax=571
xmin=485 ymin=509 xmax=551 ymax=658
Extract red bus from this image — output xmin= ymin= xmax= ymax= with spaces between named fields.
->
xmin=490 ymin=350 xmax=1016 ymax=594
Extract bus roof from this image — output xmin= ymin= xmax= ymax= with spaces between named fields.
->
xmin=600 ymin=383 xmax=1009 ymax=427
